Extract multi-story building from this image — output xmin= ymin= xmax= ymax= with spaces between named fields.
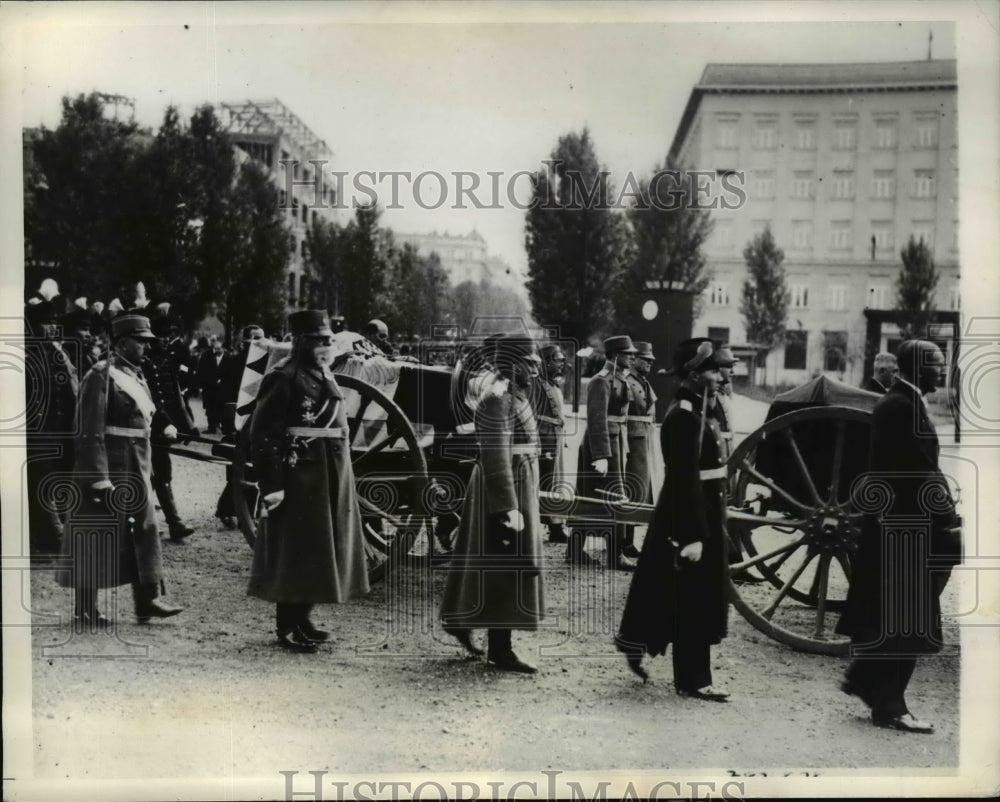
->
xmin=669 ymin=60 xmax=959 ymax=384
xmin=394 ymin=229 xmax=489 ymax=286
xmin=219 ymin=99 xmax=344 ymax=312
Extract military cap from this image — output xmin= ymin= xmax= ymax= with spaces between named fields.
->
xmin=63 ymin=305 xmax=98 ymax=333
xmin=603 ymin=335 xmax=638 ymax=355
xmin=539 ymin=342 xmax=566 ymax=360
xmin=288 ymin=309 xmax=333 ymax=337
xmin=715 ymin=346 xmax=740 ymax=366
xmin=666 ymin=337 xmax=720 ymax=375
xmin=111 ymin=314 xmax=156 ymax=341
xmin=25 ymin=297 xmax=59 ymax=327
xmin=493 ymin=333 xmax=542 ymax=363
xmin=633 ymin=341 xmax=655 ymax=360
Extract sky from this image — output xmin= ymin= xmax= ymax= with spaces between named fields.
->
xmin=2 ymin=3 xmax=973 ymax=282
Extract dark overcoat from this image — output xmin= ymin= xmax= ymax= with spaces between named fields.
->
xmin=615 ymin=386 xmax=729 ymax=657
xmin=440 ymin=381 xmax=545 ymax=630
xmin=577 ymin=367 xmax=632 ymax=499
xmin=836 ymin=380 xmax=960 ymax=655
xmin=246 ymin=356 xmax=369 ymax=604
xmin=59 ymin=356 xmax=164 ymax=588
xmin=860 ymin=376 xmax=889 ymax=395
xmin=624 ymin=369 xmax=661 ymax=504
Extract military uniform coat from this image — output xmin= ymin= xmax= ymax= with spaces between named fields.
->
xmin=531 ymin=375 xmax=569 ymax=514
xmin=835 ymin=380 xmax=960 ymax=655
xmin=616 ymin=385 xmax=730 ymax=656
xmin=60 ymin=356 xmax=164 ymax=588
xmin=860 ymin=376 xmax=889 ymax=395
xmin=577 ymin=366 xmax=632 ymax=499
xmin=440 ymin=381 xmax=545 ymax=630
xmin=247 ymin=356 xmax=369 ymax=605
xmin=624 ymin=369 xmax=661 ymax=505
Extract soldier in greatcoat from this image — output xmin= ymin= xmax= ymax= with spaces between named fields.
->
xmin=615 ymin=338 xmax=731 ymax=701
xmin=440 ymin=335 xmax=545 ymax=674
xmin=531 ymin=343 xmax=570 ymax=544
xmin=60 ymin=315 xmax=185 ymax=626
xmin=622 ymin=341 xmax=661 ymax=563
xmin=836 ymin=340 xmax=960 ymax=733
xmin=575 ymin=335 xmax=636 ymax=570
xmin=247 ymin=310 xmax=370 ymax=653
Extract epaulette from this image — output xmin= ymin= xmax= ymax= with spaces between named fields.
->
xmin=678 ymin=399 xmax=694 ymax=413
xmin=595 ymin=368 xmax=610 ymax=378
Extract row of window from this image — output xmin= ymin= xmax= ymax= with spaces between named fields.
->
xmin=747 ymin=168 xmax=943 ymax=201
xmin=706 ymin=326 xmax=851 ymax=372
xmin=707 ymin=281 xmax=961 ymax=312
xmin=714 ymin=220 xmax=951 ymax=252
xmin=715 ymin=112 xmax=947 ymax=152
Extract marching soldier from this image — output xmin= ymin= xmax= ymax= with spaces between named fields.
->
xmin=532 ymin=343 xmax=570 ymax=544
xmin=622 ymin=341 xmax=661 ymax=563
xmin=247 ymin=310 xmax=369 ymax=653
xmin=60 ymin=314 xmax=185 ymax=626
xmin=440 ymin=334 xmax=546 ymax=673
xmin=615 ymin=338 xmax=731 ymax=701
xmin=575 ymin=335 xmax=636 ymax=570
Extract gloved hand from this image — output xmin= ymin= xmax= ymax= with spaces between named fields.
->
xmin=261 ymin=490 xmax=285 ymax=513
xmin=592 ymin=458 xmax=608 ymax=476
xmin=163 ymin=424 xmax=179 ymax=440
xmin=501 ymin=509 xmax=525 ymax=532
xmin=90 ymin=481 xmax=116 ymax=513
xmin=680 ymin=541 xmax=703 ymax=563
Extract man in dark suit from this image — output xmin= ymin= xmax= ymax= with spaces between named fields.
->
xmin=195 ymin=335 xmax=231 ymax=434
xmin=837 ymin=339 xmax=961 ymax=733
xmin=861 ymin=352 xmax=898 ymax=395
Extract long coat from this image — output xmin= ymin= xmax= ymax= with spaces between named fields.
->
xmin=624 ymin=369 xmax=661 ymax=505
xmin=836 ymin=380 xmax=960 ymax=655
xmin=577 ymin=366 xmax=632 ymax=499
xmin=615 ymin=386 xmax=729 ymax=656
xmin=531 ymin=375 xmax=569 ymax=514
xmin=246 ymin=356 xmax=369 ymax=605
xmin=59 ymin=356 xmax=164 ymax=589
xmin=440 ymin=381 xmax=545 ymax=630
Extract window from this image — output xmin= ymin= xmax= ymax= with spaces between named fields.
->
xmin=791 ymin=171 xmax=815 ymax=199
xmin=302 ymin=203 xmax=309 ymax=222
xmin=791 ymin=220 xmax=813 ymax=249
xmin=866 ymin=284 xmax=890 ymax=310
xmin=872 ymin=222 xmax=895 ymax=251
xmin=709 ymin=282 xmax=731 ymax=307
xmin=915 ymin=117 xmax=938 ymax=148
xmin=794 ymin=119 xmax=817 ymax=150
xmin=279 ymin=189 xmax=287 ymax=208
xmin=713 ymin=219 xmax=734 ymax=250
xmin=708 ymin=327 xmax=730 ymax=346
xmin=832 ymin=171 xmax=855 ymax=200
xmin=312 ymin=210 xmax=318 ymax=227
xmin=833 ymin=119 xmax=857 ymax=150
xmin=827 ymin=284 xmax=847 ymax=311
xmin=874 ymin=119 xmax=897 ymax=149
xmin=948 ymin=287 xmax=961 ymax=311
xmin=298 ymin=275 xmax=308 ymax=307
xmin=784 ymin=330 xmax=808 ymax=370
xmin=716 ymin=116 xmax=739 ymax=149
xmin=912 ymin=221 xmax=935 ymax=248
xmin=300 ymin=240 xmax=307 ymax=258
xmin=753 ymin=170 xmax=775 ymax=199
xmin=830 ymin=222 xmax=852 ymax=250
xmin=952 ymin=221 xmax=959 ymax=252
xmin=913 ymin=169 xmax=936 ymax=198
xmin=872 ymin=171 xmax=895 ymax=199
xmin=288 ymin=233 xmax=296 ymax=253
xmin=287 ymin=272 xmax=296 ymax=303
xmin=753 ymin=118 xmax=778 ymax=150
xmin=823 ymin=331 xmax=848 ymax=372
xmin=790 ymin=283 xmax=809 ymax=309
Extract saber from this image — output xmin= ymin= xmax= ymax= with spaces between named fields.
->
xmin=540 ymin=489 xmax=655 ymax=513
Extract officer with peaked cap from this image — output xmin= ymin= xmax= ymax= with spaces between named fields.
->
xmin=575 ymin=335 xmax=637 ymax=570
xmin=622 ymin=341 xmax=662 ymax=563
xmin=247 ymin=310 xmax=370 ymax=653
xmin=441 ymin=334 xmax=546 ymax=673
xmin=616 ymin=338 xmax=731 ymax=700
xmin=60 ymin=314 xmax=185 ymax=626
xmin=531 ymin=342 xmax=571 ymax=544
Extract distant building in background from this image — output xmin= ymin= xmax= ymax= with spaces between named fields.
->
xmin=395 ymin=230 xmax=488 ymax=285
xmin=219 ymin=99 xmax=344 ymax=313
xmin=669 ymin=59 xmax=959 ymax=385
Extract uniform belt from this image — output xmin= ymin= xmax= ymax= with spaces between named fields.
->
xmin=510 ymin=445 xmax=540 ymax=457
xmin=104 ymin=425 xmax=149 ymax=438
xmin=537 ymin=415 xmax=563 ymax=426
xmin=699 ymin=466 xmax=727 ymax=481
xmin=721 ymin=431 xmax=733 ymax=441
xmin=606 ymin=415 xmax=628 ymax=424
xmin=286 ymin=426 xmax=346 ymax=439
xmin=455 ymin=422 xmax=476 ymax=435
xmin=627 ymin=414 xmax=654 ymax=423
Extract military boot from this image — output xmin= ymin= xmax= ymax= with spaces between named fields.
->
xmin=565 ymin=530 xmax=601 ymax=568
xmin=132 ymin=582 xmax=184 ymax=623
xmin=154 ymin=480 xmax=194 ymax=541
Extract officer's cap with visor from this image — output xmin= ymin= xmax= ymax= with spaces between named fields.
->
xmin=666 ymin=337 xmax=722 ymax=376
xmin=111 ymin=314 xmax=157 ymax=342
xmin=492 ymin=333 xmax=542 ymax=365
xmin=288 ymin=310 xmax=334 ymax=339
xmin=603 ymin=335 xmax=638 ymax=356
xmin=633 ymin=341 xmax=655 ymax=361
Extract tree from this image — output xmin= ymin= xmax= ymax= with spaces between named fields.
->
xmin=340 ymin=203 xmax=395 ymax=329
xmin=740 ymin=225 xmax=790 ymax=385
xmin=614 ymin=159 xmax=714 ymax=326
xmin=305 ymin=216 xmax=347 ymax=315
xmin=895 ymin=235 xmax=940 ymax=339
xmin=525 ymin=129 xmax=630 ymax=342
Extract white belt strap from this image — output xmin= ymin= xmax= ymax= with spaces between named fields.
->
xmin=627 ymin=414 xmax=654 ymax=423
xmin=699 ymin=466 xmax=727 ymax=481
xmin=510 ymin=445 xmax=540 ymax=457
xmin=606 ymin=415 xmax=628 ymax=424
xmin=286 ymin=426 xmax=346 ymax=439
xmin=537 ymin=414 xmax=563 ymax=426
xmin=455 ymin=422 xmax=476 ymax=435
xmin=104 ymin=425 xmax=149 ymax=438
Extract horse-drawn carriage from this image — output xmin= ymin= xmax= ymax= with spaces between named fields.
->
xmin=171 ymin=342 xmax=897 ymax=657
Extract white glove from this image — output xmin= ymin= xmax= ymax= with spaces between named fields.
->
xmin=680 ymin=541 xmax=703 ymax=562
xmin=592 ymin=458 xmax=609 ymax=476
xmin=501 ymin=510 xmax=525 ymax=532
xmin=261 ymin=490 xmax=285 ymax=512
xmin=163 ymin=424 xmax=178 ymax=440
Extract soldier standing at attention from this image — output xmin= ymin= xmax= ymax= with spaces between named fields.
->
xmin=615 ymin=338 xmax=730 ymax=701
xmin=532 ymin=343 xmax=570 ymax=545
xmin=247 ymin=311 xmax=369 ymax=653
xmin=575 ymin=335 xmax=636 ymax=570
xmin=622 ymin=341 xmax=661 ymax=565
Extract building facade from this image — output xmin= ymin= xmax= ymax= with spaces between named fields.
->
xmin=669 ymin=60 xmax=959 ymax=385
xmin=219 ymin=99 xmax=344 ymax=313
xmin=394 ymin=229 xmax=489 ymax=286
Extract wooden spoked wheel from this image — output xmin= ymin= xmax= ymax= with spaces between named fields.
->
xmin=232 ymin=373 xmax=430 ymax=585
xmin=726 ymin=406 xmax=873 ymax=655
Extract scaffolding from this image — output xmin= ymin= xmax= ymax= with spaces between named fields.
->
xmin=218 ymin=99 xmax=331 ymax=163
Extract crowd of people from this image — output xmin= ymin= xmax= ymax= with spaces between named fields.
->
xmin=24 ymin=279 xmax=960 ymax=732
